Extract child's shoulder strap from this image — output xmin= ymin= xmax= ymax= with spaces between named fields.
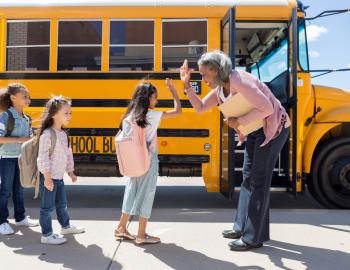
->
xmin=63 ymin=129 xmax=70 ymax=147
xmin=136 ymin=123 xmax=146 ymax=144
xmin=23 ymin=113 xmax=32 ymax=127
xmin=5 ymin=110 xmax=15 ymax=137
xmin=48 ymin=128 xmax=57 ymax=156
xmin=127 ymin=119 xmax=144 ymax=143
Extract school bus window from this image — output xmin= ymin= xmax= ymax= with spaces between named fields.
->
xmin=298 ymin=22 xmax=309 ymax=71
xmin=6 ymin=20 xmax=50 ymax=71
xmin=162 ymin=20 xmax=207 ymax=71
xmin=254 ymin=39 xmax=288 ymax=82
xmin=109 ymin=20 xmax=154 ymax=71
xmin=58 ymin=21 xmax=102 ymax=71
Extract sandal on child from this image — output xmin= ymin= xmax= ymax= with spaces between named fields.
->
xmin=135 ymin=234 xmax=161 ymax=245
xmin=114 ymin=229 xmax=136 ymax=241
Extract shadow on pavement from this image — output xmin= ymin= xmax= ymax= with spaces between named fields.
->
xmin=0 ymin=226 xmax=121 ymax=270
xmin=253 ymin=240 xmax=350 ymax=270
xmin=142 ymin=242 xmax=265 ymax=270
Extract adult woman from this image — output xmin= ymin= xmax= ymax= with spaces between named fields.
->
xmin=180 ymin=50 xmax=290 ymax=251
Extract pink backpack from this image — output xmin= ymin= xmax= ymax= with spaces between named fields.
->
xmin=115 ymin=118 xmax=151 ymax=177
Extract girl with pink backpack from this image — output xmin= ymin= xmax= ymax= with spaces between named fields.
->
xmin=115 ymin=79 xmax=181 ymax=245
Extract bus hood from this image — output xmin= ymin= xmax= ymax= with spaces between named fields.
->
xmin=314 ymin=84 xmax=350 ymax=123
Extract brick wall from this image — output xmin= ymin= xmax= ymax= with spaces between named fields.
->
xmin=7 ymin=22 xmax=28 ymax=70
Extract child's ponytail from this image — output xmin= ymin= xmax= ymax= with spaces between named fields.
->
xmin=0 ymin=83 xmax=27 ymax=111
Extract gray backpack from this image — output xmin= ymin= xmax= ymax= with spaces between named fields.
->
xmin=18 ymin=128 xmax=57 ymax=198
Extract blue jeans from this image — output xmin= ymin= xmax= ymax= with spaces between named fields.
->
xmin=233 ymin=127 xmax=290 ymax=245
xmin=39 ymin=175 xmax=70 ymax=236
xmin=0 ymin=158 xmax=25 ymax=224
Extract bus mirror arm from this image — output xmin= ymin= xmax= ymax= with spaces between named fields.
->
xmin=311 ymin=68 xmax=350 ymax=79
xmin=305 ymin=9 xmax=350 ymax=21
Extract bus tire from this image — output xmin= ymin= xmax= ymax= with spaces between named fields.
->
xmin=310 ymin=137 xmax=350 ymax=209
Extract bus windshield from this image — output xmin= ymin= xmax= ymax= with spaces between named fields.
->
xmin=251 ymin=38 xmax=288 ymax=82
xmin=251 ymin=23 xmax=309 ymax=81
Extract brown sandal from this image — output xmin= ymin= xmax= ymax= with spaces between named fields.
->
xmin=135 ymin=234 xmax=161 ymax=245
xmin=114 ymin=229 xmax=136 ymax=241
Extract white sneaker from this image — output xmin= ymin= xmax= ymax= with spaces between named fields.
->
xmin=15 ymin=216 xmax=39 ymax=227
xmin=41 ymin=234 xmax=67 ymax=245
xmin=0 ymin=223 xmax=14 ymax=235
xmin=60 ymin=225 xmax=85 ymax=235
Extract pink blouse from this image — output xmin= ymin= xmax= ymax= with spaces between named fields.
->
xmin=37 ymin=128 xmax=74 ymax=179
xmin=186 ymin=70 xmax=291 ymax=146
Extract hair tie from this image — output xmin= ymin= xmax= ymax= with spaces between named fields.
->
xmin=53 ymin=95 xmax=63 ymax=102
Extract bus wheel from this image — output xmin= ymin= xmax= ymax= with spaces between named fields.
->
xmin=310 ymin=138 xmax=350 ymax=209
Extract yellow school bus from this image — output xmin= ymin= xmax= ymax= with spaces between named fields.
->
xmin=0 ymin=0 xmax=349 ymax=208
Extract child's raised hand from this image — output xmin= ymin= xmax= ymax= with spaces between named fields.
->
xmin=165 ymin=78 xmax=176 ymax=93
xmin=68 ymin=172 xmax=77 ymax=183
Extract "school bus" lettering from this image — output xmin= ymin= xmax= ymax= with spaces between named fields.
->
xmin=69 ymin=136 xmax=116 ymax=154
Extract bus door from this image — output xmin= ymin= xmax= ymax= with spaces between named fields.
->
xmin=220 ymin=8 xmax=236 ymax=198
xmin=220 ymin=8 xmax=298 ymax=198
xmin=247 ymin=10 xmax=297 ymax=195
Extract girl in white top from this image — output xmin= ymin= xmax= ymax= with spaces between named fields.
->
xmin=115 ymin=79 xmax=182 ymax=245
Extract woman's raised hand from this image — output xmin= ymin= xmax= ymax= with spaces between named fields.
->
xmin=180 ymin=59 xmax=192 ymax=89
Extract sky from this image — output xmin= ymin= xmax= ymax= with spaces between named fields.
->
xmin=302 ymin=0 xmax=350 ymax=91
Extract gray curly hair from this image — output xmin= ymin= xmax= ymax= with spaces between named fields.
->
xmin=197 ymin=50 xmax=232 ymax=85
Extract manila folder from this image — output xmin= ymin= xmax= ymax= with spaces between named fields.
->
xmin=218 ymin=93 xmax=263 ymax=136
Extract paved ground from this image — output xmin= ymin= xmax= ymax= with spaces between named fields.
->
xmin=1 ymin=177 xmax=349 ymax=270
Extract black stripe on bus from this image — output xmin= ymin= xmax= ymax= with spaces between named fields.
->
xmin=0 ymin=72 xmax=202 ymax=80
xmin=30 ymin=99 xmax=193 ymax=108
xmin=73 ymin=154 xmax=209 ymax=163
xmin=67 ymin=128 xmax=209 ymax=137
